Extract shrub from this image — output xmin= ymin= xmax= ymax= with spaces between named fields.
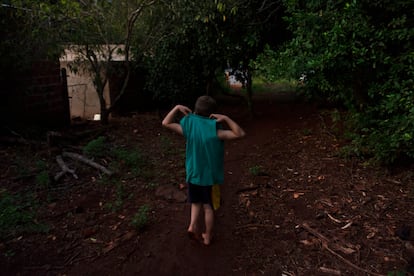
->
xmin=83 ymin=136 xmax=108 ymax=158
xmin=276 ymin=0 xmax=414 ymax=164
xmin=0 ymin=191 xmax=48 ymax=240
xmin=112 ymin=147 xmax=143 ymax=176
xmin=130 ymin=205 xmax=150 ymax=231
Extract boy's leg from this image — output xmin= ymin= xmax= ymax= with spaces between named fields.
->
xmin=202 ymin=204 xmax=214 ymax=245
xmin=188 ymin=203 xmax=202 ymax=234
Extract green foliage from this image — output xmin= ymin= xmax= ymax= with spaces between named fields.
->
xmin=143 ymin=182 xmax=158 ymax=190
xmin=277 ymin=0 xmax=414 ymax=164
xmin=13 ymin=155 xmax=31 ymax=178
xmin=104 ymin=180 xmax=126 ymax=212
xmin=35 ymin=160 xmax=50 ymax=189
xmin=83 ymin=136 xmax=145 ymax=176
xmin=101 ymin=146 xmax=146 ymax=211
xmin=144 ymin=33 xmax=205 ymax=106
xmin=64 ymin=0 xmax=159 ymax=124
xmin=35 ymin=170 xmax=50 ymax=189
xmin=249 ymin=165 xmax=263 ymax=176
xmin=113 ymin=148 xmax=142 ymax=168
xmin=97 ymin=175 xmax=112 ymax=186
xmin=114 ymin=182 xmax=126 ymax=210
xmin=112 ymin=147 xmax=143 ymax=176
xmin=159 ymin=135 xmax=175 ymax=154
xmin=0 ymin=191 xmax=48 ymax=240
xmin=252 ymin=44 xmax=294 ymax=83
xmin=143 ymin=0 xmax=227 ymax=105
xmin=302 ymin=128 xmax=312 ymax=136
xmin=387 ymin=271 xmax=406 ymax=276
xmin=83 ymin=136 xmax=108 ymax=158
xmin=1 ymin=0 xmax=80 ymax=76
xmin=130 ymin=204 xmax=150 ymax=231
xmin=144 ymin=0 xmax=285 ymax=106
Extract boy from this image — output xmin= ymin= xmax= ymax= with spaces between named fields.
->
xmin=162 ymin=95 xmax=245 ymax=245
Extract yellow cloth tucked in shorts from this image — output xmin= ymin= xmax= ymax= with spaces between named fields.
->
xmin=212 ymin=184 xmax=221 ymax=210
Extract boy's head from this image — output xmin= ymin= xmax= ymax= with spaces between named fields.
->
xmin=194 ymin=96 xmax=217 ymax=117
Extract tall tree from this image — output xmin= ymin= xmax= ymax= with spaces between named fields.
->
xmin=224 ymin=0 xmax=288 ymax=112
xmin=0 ymin=0 xmax=78 ymax=78
xmin=0 ymin=0 xmax=80 ymax=124
xmin=144 ymin=0 xmax=287 ymax=109
xmin=68 ymin=0 xmax=156 ymax=124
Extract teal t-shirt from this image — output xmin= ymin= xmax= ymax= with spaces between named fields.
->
xmin=180 ymin=114 xmax=224 ymax=186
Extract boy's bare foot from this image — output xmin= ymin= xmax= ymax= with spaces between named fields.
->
xmin=187 ymin=226 xmax=201 ymax=241
xmin=201 ymin=233 xmax=213 ymax=246
xmin=187 ymin=231 xmax=199 ymax=241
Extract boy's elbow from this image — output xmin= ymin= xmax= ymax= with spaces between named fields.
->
xmin=161 ymin=120 xmax=169 ymax=128
xmin=237 ymin=128 xmax=246 ymax=138
xmin=239 ymin=130 xmax=246 ymax=138
xmin=231 ymin=130 xmax=245 ymax=140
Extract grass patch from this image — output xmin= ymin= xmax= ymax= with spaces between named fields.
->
xmin=130 ymin=204 xmax=150 ymax=231
xmin=302 ymin=128 xmax=312 ymax=136
xmin=104 ymin=180 xmax=128 ymax=212
xmin=249 ymin=165 xmax=263 ymax=176
xmin=83 ymin=136 xmax=147 ymax=177
xmin=34 ymin=160 xmax=52 ymax=199
xmin=0 ymin=190 xmax=48 ymax=240
xmin=252 ymin=78 xmax=297 ymax=94
xmin=159 ymin=135 xmax=177 ymax=155
xmin=112 ymin=147 xmax=144 ymax=177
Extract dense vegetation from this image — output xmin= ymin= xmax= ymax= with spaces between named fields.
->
xmin=256 ymin=0 xmax=414 ymax=164
xmin=1 ymin=0 xmax=414 ymax=163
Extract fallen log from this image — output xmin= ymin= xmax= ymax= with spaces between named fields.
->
xmin=62 ymin=152 xmax=113 ymax=176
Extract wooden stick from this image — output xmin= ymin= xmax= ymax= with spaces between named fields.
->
xmin=54 ymin=155 xmax=78 ymax=181
xmin=301 ymin=223 xmax=385 ymax=276
xmin=341 ymin=221 xmax=353 ymax=230
xmin=326 ymin=213 xmax=342 ymax=224
xmin=323 ymin=245 xmax=384 ymax=276
xmin=102 ymin=230 xmax=136 ymax=254
xmin=301 ymin=222 xmax=329 ymax=243
xmin=236 ymin=223 xmax=279 ymax=230
xmin=62 ymin=152 xmax=113 ymax=176
xmin=319 ymin=266 xmax=341 ymax=275
xmin=236 ymin=186 xmax=259 ymax=193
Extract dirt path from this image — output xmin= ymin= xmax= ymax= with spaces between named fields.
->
xmin=65 ymin=94 xmax=309 ymax=276
xmin=1 ymin=93 xmax=413 ymax=275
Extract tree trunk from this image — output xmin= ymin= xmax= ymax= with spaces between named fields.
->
xmin=246 ymin=69 xmax=254 ymax=116
xmin=101 ymin=107 xmax=110 ymax=125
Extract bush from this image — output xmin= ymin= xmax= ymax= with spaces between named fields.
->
xmin=83 ymin=136 xmax=108 ymax=158
xmin=0 ymin=191 xmax=47 ymax=240
xmin=277 ymin=0 xmax=414 ymax=164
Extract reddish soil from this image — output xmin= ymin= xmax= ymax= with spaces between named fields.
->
xmin=1 ymin=92 xmax=413 ymax=276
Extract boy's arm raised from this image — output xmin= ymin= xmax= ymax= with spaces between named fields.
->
xmin=162 ymin=105 xmax=192 ymax=135
xmin=210 ymin=114 xmax=246 ymax=140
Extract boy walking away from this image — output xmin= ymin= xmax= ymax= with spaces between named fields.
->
xmin=162 ymin=96 xmax=245 ymax=245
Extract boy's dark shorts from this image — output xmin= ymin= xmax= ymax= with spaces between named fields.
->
xmin=187 ymin=183 xmax=212 ymax=206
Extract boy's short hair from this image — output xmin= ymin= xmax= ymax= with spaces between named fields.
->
xmin=194 ymin=96 xmax=217 ymax=117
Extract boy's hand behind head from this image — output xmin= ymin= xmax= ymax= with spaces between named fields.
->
xmin=209 ymin=113 xmax=227 ymax=123
xmin=176 ymin=105 xmax=192 ymax=115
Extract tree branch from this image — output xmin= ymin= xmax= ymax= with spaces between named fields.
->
xmin=54 ymin=155 xmax=79 ymax=181
xmin=62 ymin=152 xmax=113 ymax=176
